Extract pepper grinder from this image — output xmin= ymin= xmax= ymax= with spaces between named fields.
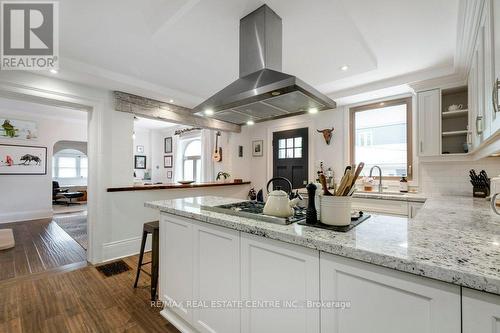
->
xmin=306 ymin=183 xmax=317 ymax=224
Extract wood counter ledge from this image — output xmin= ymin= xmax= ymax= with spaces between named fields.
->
xmin=107 ymin=181 xmax=251 ymax=192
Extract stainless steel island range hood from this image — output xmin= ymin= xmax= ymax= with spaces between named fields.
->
xmin=193 ymin=5 xmax=336 ymax=125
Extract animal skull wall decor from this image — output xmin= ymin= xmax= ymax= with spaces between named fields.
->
xmin=317 ymin=127 xmax=334 ymax=145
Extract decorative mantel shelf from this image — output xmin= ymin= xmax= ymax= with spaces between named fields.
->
xmin=107 ymin=181 xmax=251 ymax=192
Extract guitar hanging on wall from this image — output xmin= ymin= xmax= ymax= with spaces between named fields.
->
xmin=212 ymin=131 xmax=222 ymax=162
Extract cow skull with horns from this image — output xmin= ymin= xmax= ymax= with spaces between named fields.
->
xmin=317 ymin=127 xmax=334 ymax=145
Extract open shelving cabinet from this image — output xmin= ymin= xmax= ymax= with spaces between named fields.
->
xmin=441 ymin=86 xmax=469 ymax=155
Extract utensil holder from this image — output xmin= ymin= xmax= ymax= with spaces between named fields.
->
xmin=320 ymin=195 xmax=352 ymax=226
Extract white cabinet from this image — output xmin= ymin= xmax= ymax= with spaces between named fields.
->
xmin=320 ymin=253 xmax=461 ymax=333
xmin=352 ymin=197 xmax=408 ymax=216
xmin=417 ymin=89 xmax=441 ymax=156
xmin=193 ymin=223 xmax=240 ymax=333
xmin=160 ymin=215 xmax=240 ymax=333
xmin=160 ymin=214 xmax=194 ymax=324
xmin=463 ymin=287 xmax=500 ymax=333
xmin=241 ymin=233 xmax=320 ymax=333
xmin=408 ymin=202 xmax=424 ymax=218
xmin=491 ymin=0 xmax=500 ymax=133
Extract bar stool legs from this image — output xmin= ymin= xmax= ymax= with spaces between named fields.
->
xmin=133 ymin=221 xmax=159 ymax=301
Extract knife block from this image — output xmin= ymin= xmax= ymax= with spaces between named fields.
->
xmin=473 ymin=184 xmax=490 ymax=198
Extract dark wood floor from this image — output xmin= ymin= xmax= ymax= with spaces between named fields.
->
xmin=0 ymin=254 xmax=180 ymax=333
xmin=0 ymin=219 xmax=87 ymax=282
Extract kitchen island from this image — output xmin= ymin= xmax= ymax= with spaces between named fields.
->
xmin=146 ymin=195 xmax=500 ymax=333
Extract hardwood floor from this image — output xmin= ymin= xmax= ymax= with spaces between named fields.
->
xmin=0 ymin=254 xmax=180 ymax=333
xmin=0 ymin=218 xmax=87 ymax=282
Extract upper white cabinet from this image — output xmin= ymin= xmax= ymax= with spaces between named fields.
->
xmin=417 ymin=89 xmax=441 ymax=156
xmin=492 ymin=0 xmax=500 ymax=133
xmin=241 ymin=233 xmax=320 ymax=333
xmin=320 ymin=253 xmax=461 ymax=333
xmin=463 ymin=287 xmax=500 ymax=333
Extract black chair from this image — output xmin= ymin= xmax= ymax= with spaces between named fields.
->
xmin=133 ymin=221 xmax=160 ymax=301
xmin=52 ymin=181 xmax=84 ymax=205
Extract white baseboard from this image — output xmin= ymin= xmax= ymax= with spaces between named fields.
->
xmin=160 ymin=308 xmax=197 ymax=333
xmin=0 ymin=209 xmax=53 ymax=223
xmin=101 ymin=235 xmax=152 ymax=262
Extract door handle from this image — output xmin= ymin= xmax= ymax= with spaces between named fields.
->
xmin=420 ymin=141 xmax=423 ymax=153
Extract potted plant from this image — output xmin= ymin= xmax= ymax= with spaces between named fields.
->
xmin=216 ymin=171 xmax=231 ymax=183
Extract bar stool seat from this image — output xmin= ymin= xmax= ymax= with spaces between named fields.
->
xmin=133 ymin=221 xmax=159 ymax=300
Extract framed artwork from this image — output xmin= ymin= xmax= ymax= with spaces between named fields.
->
xmin=164 ymin=155 xmax=173 ymax=168
xmin=0 ymin=144 xmax=47 ymax=175
xmin=0 ymin=118 xmax=38 ymax=140
xmin=167 ymin=171 xmax=172 ymax=179
xmin=252 ymin=140 xmax=263 ymax=157
xmin=238 ymin=145 xmax=243 ymax=157
xmin=134 ymin=155 xmax=146 ymax=169
xmin=164 ymin=137 xmax=173 ymax=154
xmin=136 ymin=145 xmax=144 ymax=153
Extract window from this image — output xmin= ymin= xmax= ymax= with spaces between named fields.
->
xmin=277 ymin=136 xmax=303 ymax=159
xmin=52 ymin=149 xmax=88 ymax=184
xmin=350 ymin=98 xmax=412 ymax=179
xmin=183 ymin=139 xmax=201 ymax=181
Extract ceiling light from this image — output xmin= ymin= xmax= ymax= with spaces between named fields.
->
xmin=340 ymin=65 xmax=349 ymax=71
xmin=49 ymin=69 xmax=58 ymax=74
xmin=308 ymin=107 xmax=318 ymax=114
xmin=380 ymin=102 xmax=385 ymax=106
xmin=271 ymin=91 xmax=281 ymax=96
xmin=246 ymin=120 xmax=255 ymax=126
xmin=204 ymin=109 xmax=214 ymax=115
xmin=169 ymin=99 xmax=174 ymax=103
xmin=132 ymin=132 xmax=136 ymax=140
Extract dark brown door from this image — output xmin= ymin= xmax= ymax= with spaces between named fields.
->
xmin=272 ymin=127 xmax=308 ymax=190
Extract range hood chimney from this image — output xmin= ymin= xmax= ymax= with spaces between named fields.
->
xmin=193 ymin=5 xmax=336 ymax=125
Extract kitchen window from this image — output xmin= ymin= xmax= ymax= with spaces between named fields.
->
xmin=350 ymin=98 xmax=413 ymax=179
xmin=182 ymin=139 xmax=201 ymax=181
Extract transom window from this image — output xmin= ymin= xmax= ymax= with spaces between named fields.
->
xmin=278 ymin=137 xmax=303 ymax=159
xmin=350 ymin=98 xmax=413 ymax=179
xmin=183 ymin=139 xmax=201 ymax=181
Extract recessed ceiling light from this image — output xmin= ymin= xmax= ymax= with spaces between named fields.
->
xmin=308 ymin=107 xmax=318 ymax=114
xmin=169 ymin=99 xmax=174 ymax=103
xmin=246 ymin=120 xmax=255 ymax=125
xmin=49 ymin=69 xmax=58 ymax=74
xmin=340 ymin=65 xmax=349 ymax=71
xmin=380 ymin=102 xmax=385 ymax=106
xmin=204 ymin=109 xmax=214 ymax=115
xmin=271 ymin=91 xmax=281 ymax=96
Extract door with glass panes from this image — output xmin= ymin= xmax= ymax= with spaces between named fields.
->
xmin=272 ymin=128 xmax=308 ymax=190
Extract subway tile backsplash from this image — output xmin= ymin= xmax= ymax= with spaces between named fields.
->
xmin=420 ymin=157 xmax=500 ymax=196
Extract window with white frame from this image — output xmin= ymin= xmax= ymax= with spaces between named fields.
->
xmin=52 ymin=149 xmax=88 ymax=185
xmin=182 ymin=139 xmax=201 ymax=181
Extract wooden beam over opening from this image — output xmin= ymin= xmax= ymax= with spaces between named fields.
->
xmin=113 ymin=91 xmax=241 ymax=133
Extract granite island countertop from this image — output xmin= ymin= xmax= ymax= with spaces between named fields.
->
xmin=146 ymin=195 xmax=500 ymax=295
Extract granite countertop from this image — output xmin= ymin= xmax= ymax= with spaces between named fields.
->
xmin=146 ymin=195 xmax=500 ymax=295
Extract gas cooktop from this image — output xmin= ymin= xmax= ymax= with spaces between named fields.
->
xmin=201 ymin=201 xmax=306 ymax=225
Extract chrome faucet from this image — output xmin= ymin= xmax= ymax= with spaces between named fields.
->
xmin=369 ymin=165 xmax=383 ymax=193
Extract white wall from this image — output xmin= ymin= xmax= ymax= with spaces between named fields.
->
xmin=133 ymin=127 xmax=152 ymax=180
xmin=0 ymin=105 xmax=87 ymax=222
xmin=420 ymin=158 xmax=500 ymax=196
xmin=151 ymin=127 xmax=178 ymax=183
xmin=227 ymin=109 xmax=346 ymax=194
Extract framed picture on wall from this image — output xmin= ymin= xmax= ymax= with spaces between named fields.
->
xmin=0 ymin=118 xmax=38 ymax=140
xmin=164 ymin=155 xmax=173 ymax=168
xmin=0 ymin=144 xmax=47 ymax=175
xmin=136 ymin=145 xmax=144 ymax=153
xmin=164 ymin=137 xmax=173 ymax=153
xmin=167 ymin=171 xmax=172 ymax=179
xmin=134 ymin=155 xmax=146 ymax=169
xmin=252 ymin=140 xmax=263 ymax=157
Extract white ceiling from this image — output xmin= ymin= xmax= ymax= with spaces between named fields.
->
xmin=54 ymin=0 xmax=459 ymax=107
xmin=134 ymin=116 xmax=177 ymax=130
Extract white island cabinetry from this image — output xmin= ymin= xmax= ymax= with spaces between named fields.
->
xmin=320 ymin=253 xmax=461 ymax=333
xmin=463 ymin=287 xmax=500 ymax=333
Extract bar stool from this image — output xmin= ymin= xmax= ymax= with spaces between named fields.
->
xmin=133 ymin=221 xmax=159 ymax=300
